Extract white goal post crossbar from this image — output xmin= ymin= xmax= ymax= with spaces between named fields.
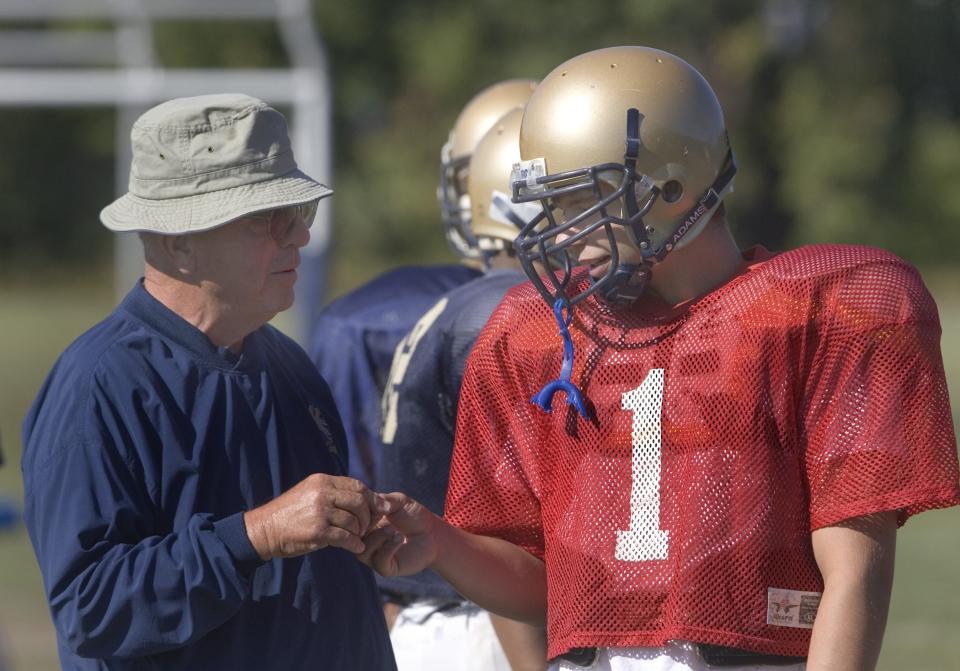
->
xmin=0 ymin=0 xmax=332 ymax=344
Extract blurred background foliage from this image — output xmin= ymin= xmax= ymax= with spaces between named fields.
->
xmin=1 ymin=2 xmax=959 ymax=669
xmin=0 ymin=0 xmax=958 ymax=294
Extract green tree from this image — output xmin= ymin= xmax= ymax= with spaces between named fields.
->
xmin=2 ymin=2 xmax=958 ymax=290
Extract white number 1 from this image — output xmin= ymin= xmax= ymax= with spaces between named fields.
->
xmin=615 ymin=368 xmax=669 ymax=561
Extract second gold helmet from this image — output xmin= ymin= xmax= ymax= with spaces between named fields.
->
xmin=438 ymin=79 xmax=537 ymax=261
xmin=468 ymin=108 xmax=542 ymax=256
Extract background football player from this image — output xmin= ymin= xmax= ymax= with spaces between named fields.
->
xmin=307 ymin=78 xmax=536 ymax=489
xmin=378 ymin=107 xmax=547 ymax=671
xmin=359 ymin=46 xmax=960 ymax=671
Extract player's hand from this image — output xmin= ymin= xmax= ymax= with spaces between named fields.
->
xmin=243 ymin=473 xmax=389 ymax=560
xmin=357 ymin=492 xmax=439 ymax=577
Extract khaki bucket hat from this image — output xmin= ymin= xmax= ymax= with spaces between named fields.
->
xmin=100 ymin=93 xmax=332 ymax=234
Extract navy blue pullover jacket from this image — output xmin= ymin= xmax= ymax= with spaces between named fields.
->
xmin=21 ymin=282 xmax=396 ymax=671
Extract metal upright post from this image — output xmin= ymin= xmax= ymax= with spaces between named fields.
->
xmin=113 ymin=2 xmax=155 ymax=298
xmin=277 ymin=0 xmax=334 ymax=339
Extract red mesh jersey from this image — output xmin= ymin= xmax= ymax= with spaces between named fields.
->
xmin=446 ymin=244 xmax=960 ymax=659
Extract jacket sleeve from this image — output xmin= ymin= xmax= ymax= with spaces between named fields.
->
xmin=23 ymin=379 xmax=264 ymax=659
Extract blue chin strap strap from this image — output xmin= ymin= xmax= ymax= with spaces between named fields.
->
xmin=531 ymin=298 xmax=588 ymax=418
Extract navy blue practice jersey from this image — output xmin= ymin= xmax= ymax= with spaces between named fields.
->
xmin=308 ymin=264 xmax=481 ymax=487
xmin=377 ymin=269 xmax=527 ymax=601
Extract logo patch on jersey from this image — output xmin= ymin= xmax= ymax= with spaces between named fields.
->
xmin=309 ymin=406 xmax=340 ymax=459
xmin=766 ymin=587 xmax=821 ymax=629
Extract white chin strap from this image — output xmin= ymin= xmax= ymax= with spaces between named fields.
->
xmin=490 ymin=190 xmax=542 ymax=228
xmin=457 ymin=193 xmax=471 ymax=216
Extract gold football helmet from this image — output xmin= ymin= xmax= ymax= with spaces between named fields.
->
xmin=510 ymin=46 xmax=736 ymax=305
xmin=467 ymin=108 xmax=542 ymax=257
xmin=439 ymin=78 xmax=537 ymax=261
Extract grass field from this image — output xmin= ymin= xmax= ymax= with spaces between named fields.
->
xmin=1 ymin=270 xmax=958 ymax=670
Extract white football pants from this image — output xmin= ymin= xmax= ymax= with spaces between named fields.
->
xmin=549 ymin=642 xmax=806 ymax=671
xmin=390 ymin=601 xmax=512 ymax=671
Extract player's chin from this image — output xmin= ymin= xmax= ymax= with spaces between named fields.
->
xmin=578 ymin=256 xmax=611 ymax=280
xmin=262 ymin=287 xmax=296 ymax=315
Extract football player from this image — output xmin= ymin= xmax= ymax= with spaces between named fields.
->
xmin=307 ymin=78 xmax=536 ymax=488
xmin=360 ymin=46 xmax=960 ymax=671
xmin=378 ymin=107 xmax=547 ymax=671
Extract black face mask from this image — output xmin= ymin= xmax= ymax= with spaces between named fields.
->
xmin=510 ymin=108 xmax=736 ymax=310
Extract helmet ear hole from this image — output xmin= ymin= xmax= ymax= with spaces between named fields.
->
xmin=662 ymin=180 xmax=683 ymax=203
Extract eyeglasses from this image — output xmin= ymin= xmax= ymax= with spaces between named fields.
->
xmin=246 ymin=200 xmax=320 ymax=242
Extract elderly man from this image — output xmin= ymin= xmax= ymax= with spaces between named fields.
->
xmin=21 ymin=94 xmax=396 ymax=670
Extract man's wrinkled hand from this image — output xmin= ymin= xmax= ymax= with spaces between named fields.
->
xmin=243 ymin=474 xmax=390 ymax=560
